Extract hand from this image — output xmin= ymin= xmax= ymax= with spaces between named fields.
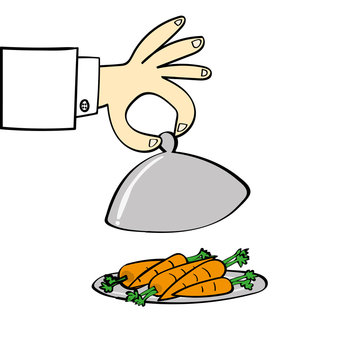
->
xmin=99 ymin=16 xmax=211 ymax=152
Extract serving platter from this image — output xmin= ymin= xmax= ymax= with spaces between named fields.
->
xmin=92 ymin=270 xmax=268 ymax=304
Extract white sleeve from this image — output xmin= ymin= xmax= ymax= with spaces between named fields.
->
xmin=0 ymin=48 xmax=100 ymax=130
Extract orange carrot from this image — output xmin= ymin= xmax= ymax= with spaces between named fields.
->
xmin=129 ymin=250 xmax=253 ymax=307
xmin=100 ymin=259 xmax=162 ymax=292
xmin=100 ymin=249 xmax=214 ymax=294
xmin=173 ymin=277 xmax=233 ymax=297
xmin=129 ymin=253 xmax=187 ymax=288
xmin=160 ymin=259 xmax=226 ymax=300
xmin=149 ymin=258 xmax=214 ymax=296
xmin=119 ymin=260 xmax=161 ymax=287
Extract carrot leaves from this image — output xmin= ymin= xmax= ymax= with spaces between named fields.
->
xmin=99 ymin=282 xmax=114 ymax=293
xmin=223 ymin=248 xmax=249 ymax=268
xmin=126 ymin=290 xmax=140 ymax=302
xmin=187 ymin=248 xmax=214 ymax=262
xmin=231 ymin=270 xmax=257 ymax=290
xmin=99 ymin=275 xmax=127 ymax=293
xmin=127 ymin=287 xmax=158 ymax=306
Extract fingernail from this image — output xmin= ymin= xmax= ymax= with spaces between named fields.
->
xmin=177 ymin=123 xmax=187 ymax=132
xmin=174 ymin=16 xmax=185 ymax=26
xmin=149 ymin=139 xmax=158 ymax=148
xmin=201 ymin=69 xmax=208 ymax=77
xmin=192 ymin=39 xmax=202 ymax=48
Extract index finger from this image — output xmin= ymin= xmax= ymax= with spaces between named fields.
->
xmin=153 ymin=79 xmax=196 ymax=137
xmin=130 ymin=16 xmax=185 ymax=63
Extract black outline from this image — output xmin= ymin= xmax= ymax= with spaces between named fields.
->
xmin=160 ymin=63 xmax=212 ymax=81
xmin=92 ymin=270 xmax=268 ymax=306
xmin=79 ymin=99 xmax=90 ymax=113
xmin=141 ymin=16 xmax=187 ymax=64
xmin=0 ymin=47 xmax=77 ymax=51
xmin=153 ymin=36 xmax=205 ymax=68
xmin=127 ymin=15 xmax=187 ymax=65
xmin=74 ymin=49 xmax=79 ymax=125
xmin=98 ymin=15 xmax=188 ymax=69
xmin=98 ymin=15 xmax=211 ymax=153
xmin=159 ymin=131 xmax=178 ymax=152
xmin=171 ymin=277 xmax=234 ymax=298
xmin=158 ymin=258 xmax=219 ymax=300
xmin=128 ymin=253 xmax=184 ymax=288
xmin=105 ymin=149 xmax=251 ymax=233
xmin=0 ymin=47 xmax=100 ymax=130
xmin=97 ymin=57 xmax=101 ymax=115
xmin=0 ymin=17 xmax=209 ymax=137
xmin=0 ymin=48 xmax=2 ymax=128
xmin=117 ymin=258 xmax=163 ymax=290
xmin=99 ymin=86 xmax=196 ymax=154
xmin=76 ymin=56 xmax=100 ymax=118
xmin=0 ymin=47 xmax=78 ymax=130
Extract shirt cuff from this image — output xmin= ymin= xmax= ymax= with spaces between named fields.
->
xmin=76 ymin=57 xmax=100 ymax=117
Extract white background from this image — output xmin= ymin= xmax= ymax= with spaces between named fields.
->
xmin=0 ymin=1 xmax=337 ymax=359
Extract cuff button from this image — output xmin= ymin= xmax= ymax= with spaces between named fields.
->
xmin=80 ymin=99 xmax=90 ymax=112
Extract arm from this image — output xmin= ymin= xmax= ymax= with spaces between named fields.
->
xmin=0 ymin=47 xmax=99 ymax=130
xmin=0 ymin=15 xmax=212 ymax=146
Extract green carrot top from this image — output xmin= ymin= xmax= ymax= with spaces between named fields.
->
xmin=222 ymin=248 xmax=249 ymax=268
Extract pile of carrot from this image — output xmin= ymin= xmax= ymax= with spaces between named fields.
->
xmin=99 ymin=248 xmax=256 ymax=307
xmin=129 ymin=249 xmax=255 ymax=306
xmin=99 ymin=248 xmax=213 ymax=293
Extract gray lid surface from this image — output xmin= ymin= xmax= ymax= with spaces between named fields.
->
xmin=106 ymin=133 xmax=250 ymax=232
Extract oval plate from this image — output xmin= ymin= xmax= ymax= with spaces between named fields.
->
xmin=92 ymin=270 xmax=268 ymax=305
